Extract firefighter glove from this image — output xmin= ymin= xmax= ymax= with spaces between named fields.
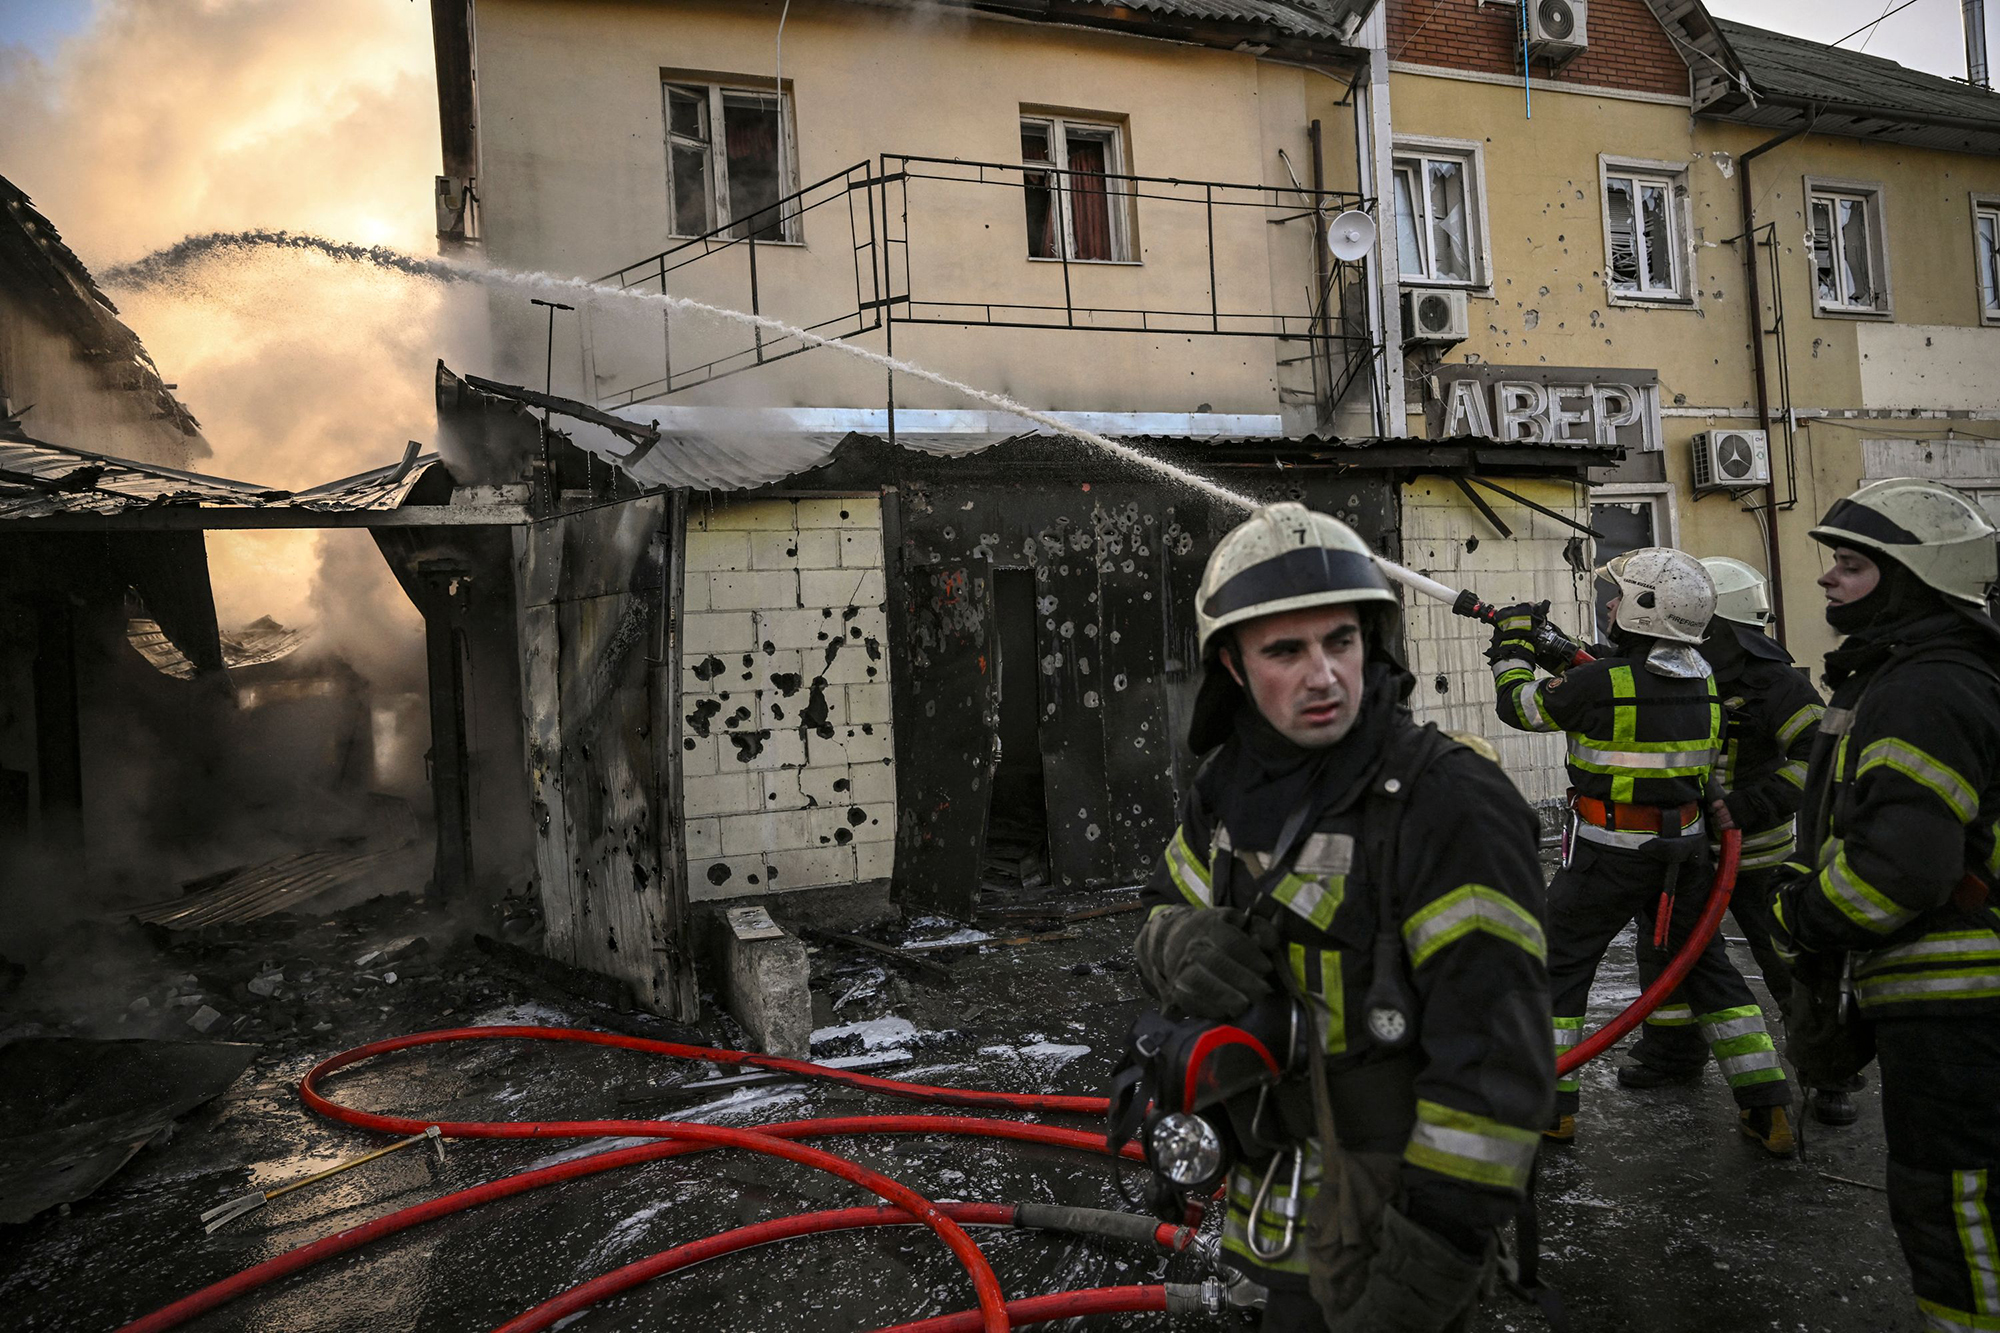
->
xmin=1333 ymin=1206 xmax=1489 ymax=1332
xmin=1134 ymin=905 xmax=1280 ymax=1019
xmin=1484 ymin=601 xmax=1545 ymax=668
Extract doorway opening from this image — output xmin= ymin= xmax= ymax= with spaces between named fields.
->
xmin=982 ymin=568 xmax=1051 ymax=900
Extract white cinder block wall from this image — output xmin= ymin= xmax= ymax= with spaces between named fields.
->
xmin=681 ymin=497 xmax=897 ymax=900
xmin=1397 ymin=477 xmax=1595 ymax=812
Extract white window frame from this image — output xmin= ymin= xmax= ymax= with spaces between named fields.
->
xmin=1598 ymin=155 xmax=1694 ymax=306
xmin=1588 ymin=482 xmax=1680 ymax=640
xmin=1390 ymin=136 xmax=1491 ymax=290
xmin=663 ymin=76 xmax=802 ymax=243
xmin=1019 ymin=112 xmax=1137 ymax=264
xmin=1973 ymin=193 xmax=2000 ymax=327
xmin=1805 ymin=176 xmax=1892 ymax=320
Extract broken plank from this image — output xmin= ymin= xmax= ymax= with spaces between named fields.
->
xmin=821 ymin=932 xmax=956 ymax=983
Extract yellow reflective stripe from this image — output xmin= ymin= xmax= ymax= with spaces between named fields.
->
xmin=1856 ymin=968 xmax=2000 ymax=1005
xmin=1610 ymin=666 xmax=1637 ymax=744
xmin=1697 ymin=1005 xmax=1785 ymax=1086
xmin=1856 ymin=930 xmax=2000 ymax=974
xmin=1221 ymin=1156 xmax=1319 ymax=1275
xmin=1517 ymin=681 xmax=1558 ymax=732
xmin=1289 ymin=943 xmax=1346 ymax=1055
xmin=1552 ymin=1015 xmax=1582 ymax=1093
xmin=1957 ymin=1170 xmax=2000 ymax=1316
xmin=1403 ymin=1099 xmax=1539 ymax=1192
xmin=1646 ymin=1003 xmax=1696 ymax=1027
xmin=1859 ymin=738 xmax=1978 ymax=822
xmin=1816 ymin=843 xmax=1920 ymax=935
xmin=1776 ymin=702 xmax=1824 ymax=750
xmin=1918 ymin=1297 xmax=2000 ymax=1331
xmin=1401 ymin=884 xmax=1547 ymax=968
xmin=1271 ymin=870 xmax=1344 ymax=932
xmin=1164 ymin=828 xmax=1211 ymax=906
xmin=1777 ymin=759 xmax=1809 ymax=789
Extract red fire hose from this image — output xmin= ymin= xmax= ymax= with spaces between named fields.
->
xmin=1556 ymin=827 xmax=1743 ymax=1076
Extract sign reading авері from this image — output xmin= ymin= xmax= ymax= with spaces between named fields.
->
xmin=1424 ymin=365 xmax=1663 ymax=452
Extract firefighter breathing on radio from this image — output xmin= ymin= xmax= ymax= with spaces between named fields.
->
xmin=1126 ymin=503 xmax=1553 ymax=1331
xmin=1766 ymin=479 xmax=2000 ymax=1333
xmin=1488 ymin=547 xmax=1796 ymax=1153
xmin=1615 ymin=557 xmax=1845 ymax=1121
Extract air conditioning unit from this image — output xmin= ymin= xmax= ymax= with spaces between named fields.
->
xmin=1401 ymin=287 xmax=1470 ymax=345
xmin=1525 ymin=0 xmax=1588 ymax=62
xmin=1692 ymin=428 xmax=1771 ymax=492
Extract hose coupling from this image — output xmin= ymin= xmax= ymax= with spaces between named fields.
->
xmin=1163 ymin=1278 xmax=1228 ymax=1318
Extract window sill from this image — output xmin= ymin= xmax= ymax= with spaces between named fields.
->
xmin=1026 ymin=256 xmax=1142 ymax=266
xmin=667 ymin=235 xmax=808 ymax=248
xmin=1605 ymin=290 xmax=1696 ymax=310
xmin=1399 ymin=277 xmax=1485 ymax=291
xmin=1980 ymin=309 xmax=2000 ymax=327
xmin=1811 ymin=303 xmax=1894 ymax=322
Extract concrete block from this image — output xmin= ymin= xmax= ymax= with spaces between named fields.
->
xmin=800 ymin=568 xmax=884 ymax=609
xmin=756 ymin=769 xmax=805 ymax=811
xmin=846 ymin=682 xmax=892 ymax=724
xmin=705 ymin=500 xmax=797 ymax=532
xmin=736 ymin=726 xmax=809 ymax=771
xmin=686 ymin=817 xmax=721 ymax=858
xmin=804 ymin=801 xmax=892 ymax=848
xmin=839 ymin=529 xmax=884 ymax=568
xmin=807 ymin=728 xmax=893 ymax=766
xmin=696 ymin=904 xmax=811 ymax=1058
xmin=764 ymin=845 xmax=858 ymax=890
xmin=685 ymin=771 xmax=756 ymax=817
xmin=820 ymin=644 xmax=886 ymax=685
xmin=846 ymin=762 xmax=897 ymax=804
xmin=685 ymin=612 xmax=757 ymax=654
xmin=856 ymin=839 xmax=895 ymax=879
xmin=791 ymin=529 xmax=841 ymax=568
xmin=748 ymin=531 xmax=801 ymax=570
xmin=709 ymin=570 xmax=801 ymax=611
xmin=758 ymin=607 xmax=843 ymax=650
xmin=686 ymin=530 xmax=751 ymax=572
xmin=720 ymin=809 xmax=814 ymax=857
xmin=796 ymin=497 xmax=878 ymax=529
xmin=681 ymin=575 xmax=710 ymax=613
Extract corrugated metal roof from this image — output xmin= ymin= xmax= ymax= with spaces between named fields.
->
xmin=1094 ymin=0 xmax=1363 ymax=40
xmin=127 ymin=615 xmax=310 ymax=680
xmin=1710 ymin=18 xmax=2000 ymax=144
xmin=0 ymin=437 xmax=440 ymax=521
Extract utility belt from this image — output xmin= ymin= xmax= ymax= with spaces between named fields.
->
xmin=1570 ymin=795 xmax=1700 ymax=835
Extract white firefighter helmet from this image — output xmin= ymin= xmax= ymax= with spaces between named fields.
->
xmin=1699 ymin=556 xmax=1773 ymax=628
xmin=1597 ymin=547 xmax=1716 ymax=645
xmin=1194 ymin=502 xmax=1397 ymax=658
xmin=1809 ymin=477 xmax=1998 ymax=607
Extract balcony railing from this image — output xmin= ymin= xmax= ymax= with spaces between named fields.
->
xmin=595 ymin=153 xmax=1379 ymax=422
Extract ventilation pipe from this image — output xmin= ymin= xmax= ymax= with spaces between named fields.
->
xmin=1968 ymin=0 xmax=1991 ymax=89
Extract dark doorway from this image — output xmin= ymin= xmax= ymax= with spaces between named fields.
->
xmin=984 ymin=569 xmax=1050 ymax=898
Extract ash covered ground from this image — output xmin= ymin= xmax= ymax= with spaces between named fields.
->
xmin=0 ymin=888 xmax=1917 ymax=1332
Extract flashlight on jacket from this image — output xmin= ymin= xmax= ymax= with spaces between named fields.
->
xmin=1147 ymin=1110 xmax=1227 ymax=1189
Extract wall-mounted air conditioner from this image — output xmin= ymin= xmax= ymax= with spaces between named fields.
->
xmin=1692 ymin=428 xmax=1771 ymax=492
xmin=1401 ymin=287 xmax=1470 ymax=345
xmin=1525 ymin=0 xmax=1588 ymax=62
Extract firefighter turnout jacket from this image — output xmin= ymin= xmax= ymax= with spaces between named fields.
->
xmin=1775 ymin=614 xmax=2000 ymax=1018
xmin=1713 ymin=637 xmax=1825 ymax=871
xmin=1139 ymin=711 xmax=1552 ymax=1288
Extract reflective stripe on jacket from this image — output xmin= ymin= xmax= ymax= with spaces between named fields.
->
xmin=1493 ymin=654 xmax=1722 ymax=809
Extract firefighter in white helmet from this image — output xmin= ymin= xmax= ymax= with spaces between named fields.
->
xmin=1133 ymin=503 xmax=1551 ymax=1331
xmin=1620 ymin=557 xmax=1839 ymax=1118
xmin=1489 ymin=547 xmax=1796 ymax=1152
xmin=1769 ymin=479 xmax=2000 ymax=1330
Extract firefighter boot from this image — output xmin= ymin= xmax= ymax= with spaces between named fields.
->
xmin=1738 ymin=1105 xmax=1796 ymax=1156
xmin=1543 ymin=1114 xmax=1575 ymax=1143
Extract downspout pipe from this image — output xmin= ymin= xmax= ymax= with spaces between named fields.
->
xmin=1965 ymin=0 xmax=1990 ymax=89
xmin=1737 ymin=120 xmax=1810 ymax=648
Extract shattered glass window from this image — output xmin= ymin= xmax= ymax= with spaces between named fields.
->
xmin=1605 ymin=177 xmax=1639 ymax=290
xmin=1604 ymin=170 xmax=1681 ymax=297
xmin=663 ymin=81 xmax=798 ymax=241
xmin=1427 ymin=158 xmax=1471 ymax=282
xmin=1838 ymin=197 xmax=1875 ymax=308
xmin=1022 ymin=122 xmax=1058 ymax=259
xmin=1392 ymin=164 xmax=1425 ymax=278
xmin=1019 ymin=115 xmax=1131 ymax=262
xmin=1810 ymin=190 xmax=1883 ymax=312
xmin=1641 ymin=183 xmax=1674 ymax=292
xmin=666 ymin=85 xmax=712 ymax=238
xmin=722 ymin=92 xmax=785 ymax=241
xmin=1980 ymin=208 xmax=2000 ymax=315
xmin=1811 ymin=199 xmax=1837 ymax=304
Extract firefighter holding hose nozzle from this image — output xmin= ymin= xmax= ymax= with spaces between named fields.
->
xmin=1767 ymin=479 xmax=2000 ymax=1333
xmin=1123 ymin=503 xmax=1553 ymax=1332
xmin=1487 ymin=547 xmax=1796 ymax=1153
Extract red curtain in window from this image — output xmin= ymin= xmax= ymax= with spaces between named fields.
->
xmin=1066 ymin=139 xmax=1112 ymax=260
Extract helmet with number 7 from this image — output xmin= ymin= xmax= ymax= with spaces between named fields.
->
xmin=1596 ymin=547 xmax=1716 ymax=645
xmin=1809 ymin=478 xmax=1998 ymax=607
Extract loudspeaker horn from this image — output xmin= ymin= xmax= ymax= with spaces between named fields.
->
xmin=1326 ymin=209 xmax=1377 ymax=262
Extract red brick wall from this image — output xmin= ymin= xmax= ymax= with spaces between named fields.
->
xmin=1387 ymin=0 xmax=1689 ymax=99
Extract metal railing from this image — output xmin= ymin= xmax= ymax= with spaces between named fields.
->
xmin=594 ymin=152 xmax=1381 ymax=423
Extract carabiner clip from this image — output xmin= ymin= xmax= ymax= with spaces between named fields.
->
xmin=1247 ymin=1147 xmax=1305 ymax=1262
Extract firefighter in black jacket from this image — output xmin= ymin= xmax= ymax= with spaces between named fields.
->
xmin=1489 ymin=547 xmax=1796 ymax=1153
xmin=1769 ymin=479 xmax=2000 ymax=1332
xmin=1134 ymin=503 xmax=1552 ymax=1332
xmin=1620 ymin=557 xmax=1839 ymax=1117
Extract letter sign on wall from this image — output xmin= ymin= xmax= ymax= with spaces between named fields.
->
xmin=1424 ymin=365 xmax=1662 ymax=452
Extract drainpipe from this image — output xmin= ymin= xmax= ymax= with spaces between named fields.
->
xmin=1736 ymin=121 xmax=1809 ymax=647
xmin=1354 ymin=3 xmax=1402 ymax=434
xmin=1969 ymin=0 xmax=1991 ymax=88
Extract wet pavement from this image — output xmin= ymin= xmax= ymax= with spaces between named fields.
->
xmin=0 ymin=893 xmax=1916 ymax=1332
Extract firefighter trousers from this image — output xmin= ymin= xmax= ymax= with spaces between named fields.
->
xmin=1876 ymin=1016 xmax=2000 ymax=1333
xmin=1629 ymin=866 xmax=1795 ymax=1074
xmin=1546 ymin=839 xmax=1789 ymax=1115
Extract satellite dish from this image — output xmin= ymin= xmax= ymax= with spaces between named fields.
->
xmin=1327 ymin=210 xmax=1377 ymax=262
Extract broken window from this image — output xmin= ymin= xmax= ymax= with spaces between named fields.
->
xmin=1807 ymin=186 xmax=1887 ymax=315
xmin=1977 ymin=203 xmax=2000 ymax=319
xmin=1391 ymin=148 xmax=1479 ymax=284
xmin=1020 ymin=115 xmax=1133 ymax=262
xmin=1602 ymin=167 xmax=1684 ymax=299
xmin=664 ymin=80 xmax=799 ymax=241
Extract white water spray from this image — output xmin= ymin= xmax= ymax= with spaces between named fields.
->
xmin=104 ymin=232 xmax=1456 ymax=605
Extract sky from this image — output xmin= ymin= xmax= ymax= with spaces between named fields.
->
xmin=1705 ymin=0 xmax=1995 ymax=79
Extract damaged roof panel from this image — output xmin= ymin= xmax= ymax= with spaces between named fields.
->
xmin=0 ymin=436 xmax=441 ymax=522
